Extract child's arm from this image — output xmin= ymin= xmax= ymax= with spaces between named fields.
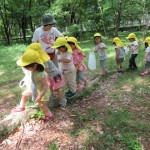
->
xmin=58 ymin=58 xmax=70 ymax=63
xmin=144 ymin=52 xmax=148 ymax=62
xmin=80 ymin=51 xmax=86 ymax=58
xmin=99 ymin=45 xmax=107 ymax=50
xmin=35 ymin=78 xmax=48 ymax=102
xmin=132 ymin=45 xmax=139 ymax=52
xmin=45 ymin=68 xmax=49 ymax=73
xmin=115 ymin=48 xmax=119 ymax=61
xmin=91 ymin=47 xmax=96 ymax=53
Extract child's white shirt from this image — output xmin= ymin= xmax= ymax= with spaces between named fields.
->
xmin=32 ymin=27 xmax=63 ymax=53
xmin=130 ymin=41 xmax=139 ymax=54
xmin=146 ymin=46 xmax=150 ymax=62
xmin=60 ymin=52 xmax=75 ymax=70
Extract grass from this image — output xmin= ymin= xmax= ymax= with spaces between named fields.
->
xmin=0 ymin=30 xmax=150 ymax=149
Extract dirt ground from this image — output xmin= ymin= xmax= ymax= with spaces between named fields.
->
xmin=0 ymin=73 xmax=149 ymax=150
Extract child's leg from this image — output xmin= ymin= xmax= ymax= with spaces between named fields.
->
xmin=38 ymin=101 xmax=52 ymax=117
xmin=100 ymin=59 xmax=107 ymax=75
xmin=78 ymin=70 xmax=88 ymax=87
xmin=65 ymin=69 xmax=77 ymax=99
xmin=54 ymin=88 xmax=67 ymax=107
xmin=76 ymin=71 xmax=82 ymax=91
xmin=64 ymin=69 xmax=76 ymax=93
xmin=19 ymin=95 xmax=29 ymax=108
xmin=12 ymin=89 xmax=31 ymax=112
xmin=132 ymin=54 xmax=138 ymax=69
xmin=54 ymin=88 xmax=64 ymax=100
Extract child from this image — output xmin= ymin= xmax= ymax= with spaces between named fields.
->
xmin=52 ymin=37 xmax=77 ymax=99
xmin=28 ymin=43 xmax=67 ymax=107
xmin=140 ymin=37 xmax=150 ymax=76
xmin=67 ymin=37 xmax=88 ymax=91
xmin=93 ymin=33 xmax=108 ymax=76
xmin=12 ymin=50 xmax=53 ymax=122
xmin=126 ymin=33 xmax=139 ymax=70
xmin=113 ymin=37 xmax=125 ymax=73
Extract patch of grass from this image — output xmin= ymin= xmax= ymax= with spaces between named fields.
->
xmin=49 ymin=143 xmax=58 ymax=150
xmin=105 ymin=109 xmax=133 ymax=130
xmin=30 ymin=110 xmax=44 ymax=120
xmin=85 ymin=109 xmax=145 ymax=150
xmin=69 ymin=108 xmax=100 ymax=136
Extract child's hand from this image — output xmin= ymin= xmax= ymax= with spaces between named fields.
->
xmin=35 ymin=96 xmax=42 ymax=102
xmin=127 ymin=45 xmax=131 ymax=48
xmin=90 ymin=49 xmax=94 ymax=53
xmin=56 ymin=51 xmax=61 ymax=55
xmin=58 ymin=58 xmax=63 ymax=62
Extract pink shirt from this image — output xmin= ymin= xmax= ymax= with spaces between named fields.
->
xmin=72 ymin=49 xmax=87 ymax=71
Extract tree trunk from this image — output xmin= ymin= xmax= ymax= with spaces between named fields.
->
xmin=21 ymin=15 xmax=27 ymax=43
xmin=0 ymin=108 xmax=38 ymax=137
xmin=0 ymin=3 xmax=11 ymax=45
xmin=114 ymin=0 xmax=122 ymax=37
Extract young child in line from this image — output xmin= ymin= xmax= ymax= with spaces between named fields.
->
xmin=28 ymin=43 xmax=67 ymax=108
xmin=93 ymin=33 xmax=108 ymax=76
xmin=113 ymin=37 xmax=125 ymax=73
xmin=67 ymin=37 xmax=88 ymax=91
xmin=12 ymin=50 xmax=53 ymax=122
xmin=52 ymin=37 xmax=77 ymax=99
xmin=126 ymin=33 xmax=139 ymax=71
xmin=140 ymin=37 xmax=150 ymax=76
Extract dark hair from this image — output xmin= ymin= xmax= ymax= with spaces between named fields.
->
xmin=145 ymin=42 xmax=148 ymax=48
xmin=67 ymin=42 xmax=75 ymax=45
xmin=113 ymin=42 xmax=116 ymax=45
xmin=24 ymin=63 xmax=44 ymax=72
xmin=94 ymin=36 xmax=102 ymax=45
xmin=57 ymin=46 xmax=67 ymax=52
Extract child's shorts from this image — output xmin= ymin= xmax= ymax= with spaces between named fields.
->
xmin=116 ymin=58 xmax=124 ymax=64
xmin=47 ymin=74 xmax=65 ymax=91
xmin=100 ymin=59 xmax=107 ymax=69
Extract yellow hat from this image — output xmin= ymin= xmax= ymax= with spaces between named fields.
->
xmin=144 ymin=37 xmax=150 ymax=46
xmin=28 ymin=43 xmax=50 ymax=62
xmin=126 ymin=33 xmax=138 ymax=41
xmin=113 ymin=37 xmax=124 ymax=47
xmin=94 ymin=33 xmax=101 ymax=37
xmin=17 ymin=49 xmax=44 ymax=67
xmin=52 ymin=37 xmax=72 ymax=53
xmin=67 ymin=37 xmax=81 ymax=50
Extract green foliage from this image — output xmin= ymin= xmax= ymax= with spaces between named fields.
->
xmin=49 ymin=143 xmax=58 ymax=150
xmin=30 ymin=110 xmax=44 ymax=120
xmin=0 ymin=127 xmax=8 ymax=137
xmin=68 ymin=24 xmax=80 ymax=37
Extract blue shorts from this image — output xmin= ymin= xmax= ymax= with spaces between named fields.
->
xmin=100 ymin=59 xmax=107 ymax=69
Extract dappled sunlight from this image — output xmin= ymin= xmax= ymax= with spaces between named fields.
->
xmin=0 ymin=70 xmax=4 ymax=76
xmin=121 ymin=84 xmax=132 ymax=92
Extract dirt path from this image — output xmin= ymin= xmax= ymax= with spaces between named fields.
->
xmin=0 ymin=73 xmax=149 ymax=150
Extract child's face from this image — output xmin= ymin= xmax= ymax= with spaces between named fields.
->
xmin=57 ymin=46 xmax=67 ymax=53
xmin=129 ymin=38 xmax=135 ymax=42
xmin=68 ymin=42 xmax=76 ymax=50
xmin=25 ymin=64 xmax=37 ymax=72
xmin=43 ymin=24 xmax=53 ymax=31
xmin=95 ymin=37 xmax=101 ymax=44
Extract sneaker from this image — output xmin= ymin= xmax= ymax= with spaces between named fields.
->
xmin=65 ymin=90 xmax=71 ymax=96
xmin=140 ymin=72 xmax=149 ymax=77
xmin=59 ymin=98 xmax=67 ymax=108
xmin=66 ymin=91 xmax=76 ymax=99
